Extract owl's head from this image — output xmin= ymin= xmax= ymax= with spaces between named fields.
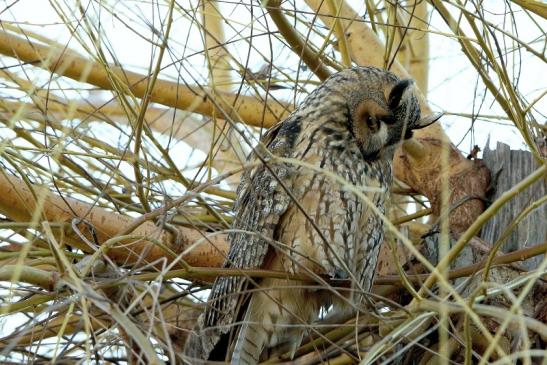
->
xmin=341 ymin=67 xmax=441 ymax=158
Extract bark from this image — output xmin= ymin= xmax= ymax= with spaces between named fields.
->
xmin=480 ymin=142 xmax=547 ymax=270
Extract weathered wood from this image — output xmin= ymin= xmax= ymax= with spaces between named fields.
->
xmin=421 ymin=141 xmax=545 ymax=278
xmin=480 ymin=141 xmax=546 ymax=271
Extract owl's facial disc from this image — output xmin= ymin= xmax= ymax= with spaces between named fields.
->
xmin=351 ymin=99 xmax=391 ymax=157
xmin=349 ymin=77 xmax=439 ymax=159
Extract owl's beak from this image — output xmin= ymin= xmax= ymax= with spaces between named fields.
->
xmin=413 ymin=111 xmax=444 ymax=130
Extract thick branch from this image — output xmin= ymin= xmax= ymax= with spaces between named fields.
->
xmin=0 ymin=170 xmax=227 ymax=268
xmin=0 ymin=30 xmax=291 ymax=128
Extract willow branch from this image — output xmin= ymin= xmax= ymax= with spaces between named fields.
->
xmin=4 ymin=167 xmax=539 ymax=290
xmin=265 ymin=0 xmax=332 ymax=81
xmin=325 ymin=0 xmax=352 ymax=67
xmin=511 ymin=0 xmax=547 ymax=19
xmin=0 ymin=169 xmax=228 ymax=268
xmin=406 ymin=0 xmax=430 ymax=93
xmin=0 ymin=265 xmax=58 ymax=291
xmin=0 ymin=30 xmax=291 ymax=128
xmin=201 ymin=0 xmax=247 ymax=185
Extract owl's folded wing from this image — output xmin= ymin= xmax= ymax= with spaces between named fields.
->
xmin=184 ymin=118 xmax=300 ymax=361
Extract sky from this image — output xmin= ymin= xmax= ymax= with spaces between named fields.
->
xmin=1 ymin=0 xmax=545 ymax=158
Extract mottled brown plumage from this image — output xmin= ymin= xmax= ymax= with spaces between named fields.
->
xmin=183 ymin=66 xmax=439 ymax=364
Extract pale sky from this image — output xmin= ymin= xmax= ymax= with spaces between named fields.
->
xmin=2 ymin=0 xmax=544 ymax=157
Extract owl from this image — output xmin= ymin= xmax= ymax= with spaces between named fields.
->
xmin=184 ymin=66 xmax=440 ymax=364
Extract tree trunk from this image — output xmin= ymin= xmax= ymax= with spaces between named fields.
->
xmin=480 ymin=141 xmax=546 ymax=271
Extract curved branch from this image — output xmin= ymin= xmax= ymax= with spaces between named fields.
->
xmin=265 ymin=0 xmax=333 ymax=81
xmin=0 ymin=30 xmax=291 ymax=128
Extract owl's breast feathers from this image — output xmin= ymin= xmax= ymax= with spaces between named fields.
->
xmin=277 ymin=113 xmax=392 ymax=289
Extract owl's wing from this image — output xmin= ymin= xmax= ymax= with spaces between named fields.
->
xmin=190 ymin=119 xmax=299 ymax=360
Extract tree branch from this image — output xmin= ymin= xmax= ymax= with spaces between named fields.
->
xmin=0 ymin=30 xmax=291 ymax=128
xmin=0 ymin=169 xmax=228 ymax=268
xmin=265 ymin=0 xmax=333 ymax=81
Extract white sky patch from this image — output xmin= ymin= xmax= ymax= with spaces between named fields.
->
xmin=3 ymin=0 xmax=543 ymax=156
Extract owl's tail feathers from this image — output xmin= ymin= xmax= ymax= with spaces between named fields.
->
xmin=287 ymin=328 xmax=305 ymax=360
xmin=230 ymin=290 xmax=310 ymax=364
xmin=231 ymin=305 xmax=267 ymax=365
xmin=182 ymin=315 xmax=221 ymax=364
xmin=182 ymin=330 xmax=207 ymax=364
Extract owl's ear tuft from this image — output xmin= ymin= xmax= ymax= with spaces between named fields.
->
xmin=388 ymin=79 xmax=415 ymax=110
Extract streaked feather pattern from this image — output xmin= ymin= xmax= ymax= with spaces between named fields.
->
xmin=183 ymin=66 xmax=435 ymax=364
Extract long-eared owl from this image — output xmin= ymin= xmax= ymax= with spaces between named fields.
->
xmin=184 ymin=66 xmax=440 ymax=364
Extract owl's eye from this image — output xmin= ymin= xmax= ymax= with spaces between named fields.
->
xmin=365 ymin=115 xmax=381 ymax=133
